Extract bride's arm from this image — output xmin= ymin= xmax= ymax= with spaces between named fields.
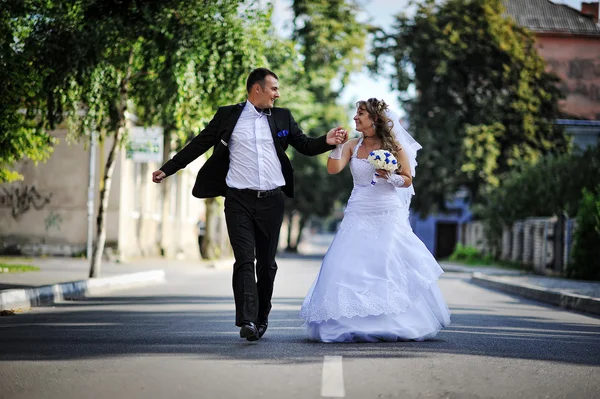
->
xmin=327 ymin=138 xmax=357 ymax=174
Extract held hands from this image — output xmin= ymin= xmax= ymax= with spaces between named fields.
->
xmin=326 ymin=127 xmax=348 ymax=146
xmin=152 ymin=170 xmax=166 ymax=183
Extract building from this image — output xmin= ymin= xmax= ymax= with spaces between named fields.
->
xmin=0 ymin=125 xmax=208 ymax=260
xmin=505 ymin=0 xmax=600 ymax=148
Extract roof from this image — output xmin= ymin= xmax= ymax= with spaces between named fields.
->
xmin=503 ymin=0 xmax=600 ymax=36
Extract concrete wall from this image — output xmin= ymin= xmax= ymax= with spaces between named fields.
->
xmin=0 ymin=129 xmax=90 ymax=255
xmin=0 ymin=128 xmax=206 ymax=260
xmin=462 ymin=216 xmax=568 ymax=276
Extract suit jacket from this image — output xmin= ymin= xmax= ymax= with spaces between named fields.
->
xmin=159 ymin=102 xmax=335 ymax=198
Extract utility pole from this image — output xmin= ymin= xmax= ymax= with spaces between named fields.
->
xmin=86 ymin=129 xmax=98 ymax=260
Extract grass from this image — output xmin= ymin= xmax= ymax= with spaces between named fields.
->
xmin=445 ymin=243 xmax=530 ymax=271
xmin=444 ymin=257 xmax=527 ymax=271
xmin=0 ymin=256 xmax=33 ymax=262
xmin=0 ymin=263 xmax=40 ymax=273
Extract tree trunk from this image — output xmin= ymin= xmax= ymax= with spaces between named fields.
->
xmin=293 ymin=215 xmax=308 ymax=253
xmin=285 ymin=212 xmax=296 ymax=252
xmin=202 ymin=197 xmax=223 ymax=259
xmin=158 ymin=126 xmax=173 ymax=256
xmin=89 ymin=50 xmax=134 ymax=278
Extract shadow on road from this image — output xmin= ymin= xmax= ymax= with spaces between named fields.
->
xmin=1 ymin=292 xmax=599 ymax=366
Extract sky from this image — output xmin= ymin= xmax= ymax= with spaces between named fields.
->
xmin=273 ymin=0 xmax=588 ymax=121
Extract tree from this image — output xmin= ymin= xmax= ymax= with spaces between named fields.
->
xmin=280 ymin=0 xmax=367 ymax=250
xmin=0 ymin=1 xmax=57 ymax=182
xmin=3 ymin=0 xmax=282 ymax=273
xmin=132 ymin=2 xmax=278 ymax=259
xmin=372 ymin=0 xmax=568 ymax=215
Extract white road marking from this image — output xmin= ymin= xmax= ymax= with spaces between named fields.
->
xmin=321 ymin=355 xmax=345 ymax=397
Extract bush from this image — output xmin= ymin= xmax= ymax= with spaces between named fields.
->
xmin=449 ymin=243 xmax=494 ymax=265
xmin=477 ymin=146 xmax=600 ymax=254
xmin=567 ymin=188 xmax=600 ymax=280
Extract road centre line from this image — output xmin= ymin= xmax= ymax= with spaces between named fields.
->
xmin=321 ymin=355 xmax=345 ymax=398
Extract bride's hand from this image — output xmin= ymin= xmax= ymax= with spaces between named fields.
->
xmin=375 ymin=169 xmax=390 ymax=179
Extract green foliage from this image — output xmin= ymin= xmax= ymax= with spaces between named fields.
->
xmin=0 ymin=1 xmax=58 ymax=181
xmin=372 ymin=0 xmax=568 ymax=215
xmin=2 ymin=0 xmax=289 ymax=267
xmin=448 ymin=243 xmax=523 ymax=269
xmin=567 ymin=188 xmax=600 ymax=280
xmin=281 ymin=0 xmax=367 ymax=246
xmin=3 ymin=0 xmax=269 ymax=148
xmin=461 ymin=123 xmax=504 ymax=190
xmin=292 ymin=0 xmax=367 ymax=91
xmin=0 ymin=263 xmax=40 ymax=273
xmin=133 ymin=1 xmax=276 ymax=149
xmin=450 ymin=243 xmax=484 ymax=262
xmin=477 ymin=146 xmax=600 ymax=247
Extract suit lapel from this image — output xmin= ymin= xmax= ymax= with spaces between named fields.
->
xmin=220 ymin=102 xmax=245 ymax=142
xmin=267 ymin=114 xmax=279 ymax=142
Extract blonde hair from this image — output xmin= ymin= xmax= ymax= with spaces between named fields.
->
xmin=356 ymin=98 xmax=402 ymax=162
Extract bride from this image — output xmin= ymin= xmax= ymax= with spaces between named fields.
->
xmin=299 ymin=98 xmax=451 ymax=342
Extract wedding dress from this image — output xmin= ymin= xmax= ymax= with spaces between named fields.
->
xmin=299 ymin=130 xmax=451 ymax=342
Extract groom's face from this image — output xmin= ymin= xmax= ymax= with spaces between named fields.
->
xmin=255 ymin=75 xmax=280 ymax=109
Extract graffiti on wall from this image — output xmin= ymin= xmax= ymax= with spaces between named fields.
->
xmin=44 ymin=211 xmax=63 ymax=232
xmin=0 ymin=185 xmax=53 ymax=219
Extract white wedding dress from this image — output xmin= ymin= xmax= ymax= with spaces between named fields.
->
xmin=300 ymin=138 xmax=451 ymax=342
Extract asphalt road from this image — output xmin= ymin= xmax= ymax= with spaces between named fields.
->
xmin=1 ymin=254 xmax=599 ymax=399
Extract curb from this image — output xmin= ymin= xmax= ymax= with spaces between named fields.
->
xmin=472 ymin=272 xmax=600 ymax=316
xmin=0 ymin=270 xmax=166 ymax=312
xmin=441 ymin=263 xmax=528 ymax=275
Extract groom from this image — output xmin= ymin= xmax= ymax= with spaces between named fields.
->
xmin=152 ymin=68 xmax=347 ymax=341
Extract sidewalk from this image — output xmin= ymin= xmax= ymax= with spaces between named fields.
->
xmin=3 ymin=251 xmax=599 ymax=317
xmin=0 ymin=256 xmax=230 ymax=312
xmin=440 ymin=261 xmax=600 ymax=316
xmin=439 ymin=261 xmax=528 ymax=275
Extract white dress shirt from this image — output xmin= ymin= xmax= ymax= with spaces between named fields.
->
xmin=226 ymin=101 xmax=285 ymax=191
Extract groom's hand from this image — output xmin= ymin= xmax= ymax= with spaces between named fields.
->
xmin=326 ymin=127 xmax=348 ymax=145
xmin=152 ymin=170 xmax=166 ymax=183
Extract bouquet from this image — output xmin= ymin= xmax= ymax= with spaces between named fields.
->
xmin=368 ymin=149 xmax=398 ymax=185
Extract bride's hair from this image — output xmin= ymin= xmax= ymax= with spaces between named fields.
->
xmin=356 ymin=98 xmax=402 ymax=164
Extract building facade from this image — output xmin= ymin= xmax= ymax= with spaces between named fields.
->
xmin=505 ymin=0 xmax=600 ymax=121
xmin=0 ymin=127 xmax=206 ymax=260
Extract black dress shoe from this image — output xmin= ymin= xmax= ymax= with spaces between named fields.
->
xmin=258 ymin=321 xmax=268 ymax=338
xmin=240 ymin=322 xmax=259 ymax=341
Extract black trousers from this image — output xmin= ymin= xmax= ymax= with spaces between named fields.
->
xmin=224 ymin=188 xmax=284 ymax=327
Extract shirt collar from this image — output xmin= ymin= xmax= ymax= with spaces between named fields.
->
xmin=246 ymin=100 xmax=271 ymax=116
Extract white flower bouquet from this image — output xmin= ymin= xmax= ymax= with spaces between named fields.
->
xmin=368 ymin=149 xmax=398 ymax=185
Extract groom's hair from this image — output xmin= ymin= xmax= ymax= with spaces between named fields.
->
xmin=246 ymin=68 xmax=278 ymax=93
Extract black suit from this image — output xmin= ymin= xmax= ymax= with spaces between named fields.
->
xmin=160 ymin=102 xmax=334 ymax=327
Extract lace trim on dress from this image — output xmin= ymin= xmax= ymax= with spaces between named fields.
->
xmin=299 ymin=256 xmax=443 ymax=323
